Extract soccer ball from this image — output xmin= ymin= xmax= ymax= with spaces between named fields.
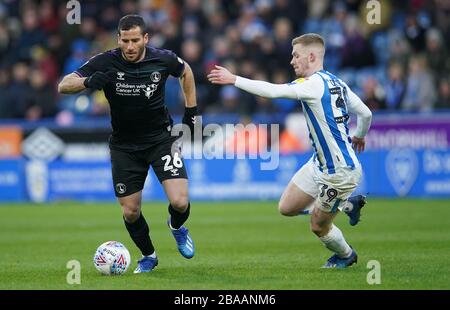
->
xmin=93 ymin=241 xmax=131 ymax=275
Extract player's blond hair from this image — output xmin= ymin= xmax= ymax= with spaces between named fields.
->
xmin=291 ymin=33 xmax=325 ymax=49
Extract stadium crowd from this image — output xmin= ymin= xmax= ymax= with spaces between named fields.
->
xmin=0 ymin=0 xmax=449 ymax=122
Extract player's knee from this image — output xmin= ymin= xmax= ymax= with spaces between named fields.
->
xmin=122 ymin=206 xmax=140 ymax=223
xmin=310 ymin=222 xmax=326 ymax=237
xmin=278 ymin=200 xmax=296 ymax=216
xmin=169 ymin=195 xmax=189 ymax=212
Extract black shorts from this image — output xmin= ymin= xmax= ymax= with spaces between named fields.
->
xmin=110 ymin=138 xmax=187 ymax=197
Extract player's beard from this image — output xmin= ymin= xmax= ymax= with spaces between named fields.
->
xmin=135 ymin=45 xmax=145 ymax=61
xmin=124 ymin=45 xmax=145 ymax=62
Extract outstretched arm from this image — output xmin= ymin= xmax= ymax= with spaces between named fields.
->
xmin=208 ymin=65 xmax=298 ymax=99
xmin=58 ymin=73 xmax=87 ymax=94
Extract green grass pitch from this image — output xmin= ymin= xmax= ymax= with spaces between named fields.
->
xmin=0 ymin=199 xmax=449 ymax=290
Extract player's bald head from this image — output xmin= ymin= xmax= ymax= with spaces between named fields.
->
xmin=291 ymin=33 xmax=325 ymax=59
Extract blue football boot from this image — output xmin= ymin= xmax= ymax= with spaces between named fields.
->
xmin=133 ymin=256 xmax=158 ymax=273
xmin=168 ymin=220 xmax=195 ymax=259
xmin=321 ymin=249 xmax=358 ymax=269
xmin=345 ymin=195 xmax=367 ymax=226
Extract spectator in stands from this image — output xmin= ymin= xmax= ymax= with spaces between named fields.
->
xmin=160 ymin=22 xmax=182 ymax=54
xmin=404 ymin=13 xmax=426 ymax=52
xmin=9 ymin=61 xmax=31 ymax=118
xmin=436 ymin=77 xmax=450 ymax=109
xmin=79 ymin=17 xmax=99 ymax=43
xmin=384 ymin=61 xmax=405 ymax=110
xmin=425 ymin=28 xmax=449 ymax=81
xmin=340 ymin=14 xmax=375 ymax=69
xmin=0 ymin=67 xmax=13 ymax=118
xmin=238 ymin=4 xmax=268 ymax=43
xmin=15 ymin=7 xmax=47 ymax=61
xmin=273 ymin=0 xmax=306 ymax=31
xmin=63 ymin=39 xmax=91 ymax=75
xmin=218 ymin=85 xmax=242 ymax=114
xmin=121 ymin=0 xmax=139 ymax=16
xmin=32 ymin=46 xmax=59 ymax=85
xmin=23 ymin=68 xmax=57 ymax=121
xmin=0 ymin=21 xmax=11 ymax=65
xmin=0 ymin=2 xmax=6 ymax=19
xmin=388 ymin=32 xmax=411 ymax=69
xmin=181 ymin=38 xmax=206 ymax=106
xmin=434 ymin=0 xmax=450 ymax=40
xmin=99 ymin=6 xmax=121 ymax=32
xmin=402 ymin=55 xmax=436 ymax=111
xmin=321 ymin=1 xmax=347 ymax=71
xmin=362 ymin=77 xmax=385 ymax=111
xmin=273 ymin=17 xmax=295 ymax=72
xmin=39 ymin=0 xmax=59 ymax=34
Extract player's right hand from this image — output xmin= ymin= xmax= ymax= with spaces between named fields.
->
xmin=83 ymin=71 xmax=110 ymax=90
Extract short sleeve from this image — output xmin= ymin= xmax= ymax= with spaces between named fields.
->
xmin=167 ymin=52 xmax=185 ymax=78
xmin=74 ymin=53 xmax=108 ymax=77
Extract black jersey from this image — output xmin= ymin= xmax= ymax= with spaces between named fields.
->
xmin=75 ymin=46 xmax=185 ymax=151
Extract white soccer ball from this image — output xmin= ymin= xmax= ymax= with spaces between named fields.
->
xmin=93 ymin=241 xmax=131 ymax=275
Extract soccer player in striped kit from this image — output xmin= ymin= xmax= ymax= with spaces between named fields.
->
xmin=208 ymin=33 xmax=372 ymax=268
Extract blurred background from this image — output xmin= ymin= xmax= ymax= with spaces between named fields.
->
xmin=0 ymin=0 xmax=449 ymax=202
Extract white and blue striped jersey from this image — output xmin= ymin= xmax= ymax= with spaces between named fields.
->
xmin=235 ymin=69 xmax=372 ymax=174
xmin=287 ymin=70 xmax=359 ymax=173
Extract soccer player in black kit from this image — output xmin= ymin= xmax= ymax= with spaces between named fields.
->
xmin=58 ymin=15 xmax=197 ymax=273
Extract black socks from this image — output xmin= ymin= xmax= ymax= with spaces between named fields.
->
xmin=168 ymin=203 xmax=190 ymax=229
xmin=124 ymin=204 xmax=191 ymax=255
xmin=123 ymin=212 xmax=154 ymax=256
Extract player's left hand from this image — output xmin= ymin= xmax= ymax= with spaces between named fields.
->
xmin=83 ymin=71 xmax=110 ymax=90
xmin=352 ymin=136 xmax=365 ymax=153
xmin=207 ymin=65 xmax=237 ymax=85
xmin=182 ymin=106 xmax=200 ymax=140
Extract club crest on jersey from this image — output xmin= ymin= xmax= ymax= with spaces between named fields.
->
xmin=116 ymin=72 xmax=125 ymax=80
xmin=288 ymin=77 xmax=309 ymax=85
xmin=294 ymin=77 xmax=308 ymax=83
xmin=143 ymin=84 xmax=158 ymax=99
xmin=150 ymin=71 xmax=161 ymax=83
